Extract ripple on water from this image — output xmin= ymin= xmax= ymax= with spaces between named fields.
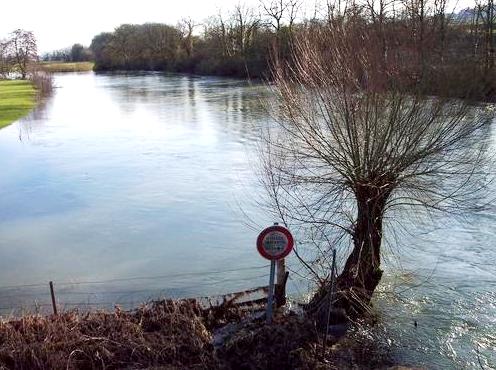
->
xmin=374 ymin=270 xmax=496 ymax=369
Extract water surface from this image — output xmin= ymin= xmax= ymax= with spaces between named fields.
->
xmin=0 ymin=72 xmax=272 ymax=304
xmin=0 ymin=72 xmax=494 ymax=369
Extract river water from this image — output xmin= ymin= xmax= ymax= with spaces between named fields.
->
xmin=0 ymin=72 xmax=494 ymax=369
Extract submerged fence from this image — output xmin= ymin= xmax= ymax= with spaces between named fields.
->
xmin=0 ymin=263 xmax=306 ymax=316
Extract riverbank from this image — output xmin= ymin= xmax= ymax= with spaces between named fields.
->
xmin=0 ymin=80 xmax=36 ymax=129
xmin=0 ymin=298 xmax=407 ymax=370
xmin=40 ymin=62 xmax=94 ymax=73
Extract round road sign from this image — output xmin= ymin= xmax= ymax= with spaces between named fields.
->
xmin=256 ymin=225 xmax=294 ymax=260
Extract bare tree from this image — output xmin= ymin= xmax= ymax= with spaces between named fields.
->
xmin=475 ymin=0 xmax=495 ymax=71
xmin=9 ymin=29 xmax=37 ymax=79
xmin=232 ymin=5 xmax=260 ymax=55
xmin=287 ymin=0 xmax=302 ymax=31
xmin=110 ymin=25 xmax=138 ymax=68
xmin=261 ymin=25 xmax=490 ymax=319
xmin=433 ymin=0 xmax=448 ymax=58
xmin=364 ymin=0 xmax=395 ymax=62
xmin=323 ymin=0 xmax=355 ymax=22
xmin=401 ymin=0 xmax=431 ymax=74
xmin=260 ymin=0 xmax=303 ymax=32
xmin=216 ymin=11 xmax=234 ymax=57
xmin=261 ymin=0 xmax=287 ymax=31
xmin=0 ymin=39 xmax=12 ymax=78
xmin=178 ymin=17 xmax=198 ymax=58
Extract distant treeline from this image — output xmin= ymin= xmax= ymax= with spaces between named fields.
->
xmin=43 ymin=44 xmax=93 ymax=63
xmin=89 ymin=17 xmax=289 ymax=79
xmin=52 ymin=0 xmax=494 ymax=98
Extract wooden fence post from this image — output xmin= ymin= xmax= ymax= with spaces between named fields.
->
xmin=275 ymin=258 xmax=289 ymax=307
xmin=49 ymin=281 xmax=58 ymax=315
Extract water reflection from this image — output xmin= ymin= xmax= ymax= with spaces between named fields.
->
xmin=0 ymin=72 xmax=272 ymax=301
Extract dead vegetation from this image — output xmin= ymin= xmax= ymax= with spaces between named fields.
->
xmin=0 ymin=300 xmax=216 ymax=369
xmin=0 ymin=298 xmax=410 ymax=370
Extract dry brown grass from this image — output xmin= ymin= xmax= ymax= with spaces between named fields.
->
xmin=0 ymin=298 xmax=407 ymax=370
xmin=40 ymin=62 xmax=94 ymax=73
xmin=0 ymin=299 xmax=216 ymax=369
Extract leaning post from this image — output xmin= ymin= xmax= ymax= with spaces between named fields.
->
xmin=49 ymin=281 xmax=58 ymax=315
xmin=275 ymin=258 xmax=287 ymax=307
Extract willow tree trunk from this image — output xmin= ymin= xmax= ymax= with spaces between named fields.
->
xmin=309 ymin=184 xmax=389 ymax=324
xmin=335 ymin=185 xmax=387 ymax=316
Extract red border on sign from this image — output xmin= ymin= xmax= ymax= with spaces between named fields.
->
xmin=256 ymin=225 xmax=294 ymax=260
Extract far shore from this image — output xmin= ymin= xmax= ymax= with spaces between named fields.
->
xmin=40 ymin=61 xmax=94 ymax=73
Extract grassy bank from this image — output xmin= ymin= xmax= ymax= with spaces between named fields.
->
xmin=0 ymin=80 xmax=36 ymax=129
xmin=40 ymin=62 xmax=94 ymax=73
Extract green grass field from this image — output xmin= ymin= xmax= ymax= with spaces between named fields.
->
xmin=40 ymin=61 xmax=94 ymax=73
xmin=0 ymin=80 xmax=36 ymax=129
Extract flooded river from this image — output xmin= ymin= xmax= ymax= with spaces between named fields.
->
xmin=0 ymin=72 xmax=494 ymax=369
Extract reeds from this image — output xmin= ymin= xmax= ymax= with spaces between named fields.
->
xmin=29 ymin=70 xmax=53 ymax=97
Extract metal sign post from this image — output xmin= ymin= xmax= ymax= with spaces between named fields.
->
xmin=256 ymin=223 xmax=294 ymax=324
xmin=266 ymin=260 xmax=276 ymax=324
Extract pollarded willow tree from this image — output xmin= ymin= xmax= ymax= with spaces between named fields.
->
xmin=260 ymin=22 xmax=491 ymax=319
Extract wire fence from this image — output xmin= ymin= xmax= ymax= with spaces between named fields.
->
xmin=0 ymin=263 xmax=314 ymax=315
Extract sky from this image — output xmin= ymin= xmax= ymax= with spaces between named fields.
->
xmin=0 ymin=0 xmax=473 ymax=54
xmin=0 ymin=0 xmax=261 ymax=53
